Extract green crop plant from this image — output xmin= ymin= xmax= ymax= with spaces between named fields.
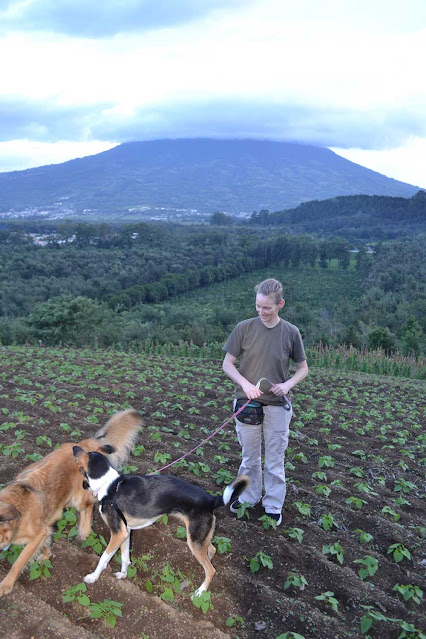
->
xmin=353 ymin=555 xmax=379 ymax=580
xmin=226 ymin=614 xmax=245 ymax=628
xmin=54 ymin=508 xmax=78 ymax=540
xmin=359 ymin=606 xmax=392 ymax=635
xmin=392 ymin=583 xmax=423 ymax=605
xmin=146 ymin=562 xmax=185 ymax=602
xmin=62 ymin=582 xmax=91 ymax=605
xmin=1 ymin=442 xmax=24 ymax=458
xmin=355 ymin=529 xmax=373 ymax=544
xmin=312 ymin=471 xmax=327 ymax=481
xmin=122 ymin=464 xmax=138 ymax=474
xmin=89 ymin=599 xmax=124 ymax=628
xmin=314 ymin=591 xmax=339 ymax=613
xmin=213 ymin=468 xmax=233 ymax=485
xmin=318 ymin=455 xmax=335 ymax=468
xmin=381 ymin=505 xmax=401 ymax=522
xmin=192 ymin=590 xmax=213 ymax=613
xmin=293 ymin=502 xmax=311 ymax=517
xmin=395 ymin=621 xmax=426 ymax=639
xmin=394 ymin=478 xmax=417 ymax=494
xmin=293 ymin=452 xmax=308 ymax=463
xmin=153 ymin=452 xmax=171 ymax=464
xmin=247 ymin=550 xmax=273 ymax=573
xmin=212 ymin=536 xmax=232 ymax=554
xmin=257 ymin=514 xmax=279 ymax=530
xmin=345 ymin=496 xmax=367 ymax=510
xmin=387 ymin=543 xmax=412 ymax=563
xmin=29 ymin=558 xmax=53 ymax=581
xmin=354 ymin=482 xmax=378 ymax=496
xmin=321 ymin=513 xmax=338 ymax=531
xmin=284 ymin=528 xmax=304 ymax=544
xmin=315 ymin=484 xmax=331 ymax=498
xmin=284 ymin=571 xmax=308 ymax=592
xmin=81 ymin=532 xmax=107 ymax=555
xmin=322 ymin=541 xmax=344 ymax=564
xmin=352 ymin=449 xmax=367 ymax=459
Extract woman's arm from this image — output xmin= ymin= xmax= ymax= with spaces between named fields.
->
xmin=270 ymin=360 xmax=309 ymax=397
xmin=222 ymin=352 xmax=263 ymax=400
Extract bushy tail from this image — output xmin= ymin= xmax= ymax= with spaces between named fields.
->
xmin=213 ymin=475 xmax=250 ymax=510
xmin=94 ymin=408 xmax=142 ymax=468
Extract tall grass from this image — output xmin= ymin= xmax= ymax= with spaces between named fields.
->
xmin=127 ymin=340 xmax=425 ymax=380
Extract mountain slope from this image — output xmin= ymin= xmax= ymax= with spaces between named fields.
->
xmin=0 ymin=138 xmax=419 ymax=214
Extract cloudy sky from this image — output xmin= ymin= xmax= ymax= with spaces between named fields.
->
xmin=1 ymin=0 xmax=426 ymax=187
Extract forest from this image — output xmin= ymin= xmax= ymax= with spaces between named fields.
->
xmin=0 ymin=220 xmax=424 ymax=363
xmin=245 ymin=190 xmax=426 ymax=240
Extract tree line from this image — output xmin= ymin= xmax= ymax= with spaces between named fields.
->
xmin=0 ymin=221 xmax=424 ymax=357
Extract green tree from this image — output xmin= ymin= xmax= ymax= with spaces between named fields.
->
xmin=26 ymin=295 xmax=118 ymax=347
xmin=367 ymin=326 xmax=395 ymax=352
xmin=401 ymin=316 xmax=424 ymax=356
xmin=210 ymin=211 xmax=234 ymax=225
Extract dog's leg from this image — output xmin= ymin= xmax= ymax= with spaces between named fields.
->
xmin=188 ymin=538 xmax=216 ymax=597
xmin=114 ymin=532 xmax=131 ymax=580
xmin=84 ymin=528 xmax=128 ymax=584
xmin=78 ymin=503 xmax=94 ymax=540
xmin=0 ymin=528 xmax=50 ymax=597
xmin=186 ymin=514 xmax=216 ymax=597
xmin=39 ymin=541 xmax=51 ymax=561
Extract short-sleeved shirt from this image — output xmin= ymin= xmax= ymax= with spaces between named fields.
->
xmin=223 ymin=317 xmax=306 ymax=405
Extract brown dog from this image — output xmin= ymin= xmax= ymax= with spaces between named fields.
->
xmin=0 ymin=408 xmax=142 ymax=596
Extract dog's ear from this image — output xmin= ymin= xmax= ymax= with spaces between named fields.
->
xmin=0 ymin=501 xmax=20 ymax=522
xmin=99 ymin=444 xmax=116 ymax=455
xmin=72 ymin=445 xmax=84 ymax=459
xmin=73 ymin=446 xmax=89 ymax=475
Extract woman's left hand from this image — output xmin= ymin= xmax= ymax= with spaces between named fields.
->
xmin=270 ymin=382 xmax=292 ymax=397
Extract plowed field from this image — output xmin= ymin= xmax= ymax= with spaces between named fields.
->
xmin=1 ymin=347 xmax=425 ymax=639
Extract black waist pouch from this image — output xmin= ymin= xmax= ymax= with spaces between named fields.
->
xmin=235 ymin=399 xmax=264 ymax=425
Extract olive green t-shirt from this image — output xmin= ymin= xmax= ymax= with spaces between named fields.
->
xmin=223 ymin=317 xmax=306 ymax=405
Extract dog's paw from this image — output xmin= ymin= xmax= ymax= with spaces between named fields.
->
xmin=113 ymin=571 xmax=127 ymax=580
xmin=0 ymin=579 xmax=14 ymax=597
xmin=83 ymin=573 xmax=98 ymax=584
xmin=79 ymin=529 xmax=90 ymax=541
xmin=191 ymin=585 xmax=207 ymax=599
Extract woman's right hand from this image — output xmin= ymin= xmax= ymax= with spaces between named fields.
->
xmin=241 ymin=381 xmax=263 ymax=400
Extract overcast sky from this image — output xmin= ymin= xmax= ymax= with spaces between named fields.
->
xmin=1 ymin=0 xmax=425 ymax=187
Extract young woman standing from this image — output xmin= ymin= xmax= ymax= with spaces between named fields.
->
xmin=222 ymin=278 xmax=308 ymax=525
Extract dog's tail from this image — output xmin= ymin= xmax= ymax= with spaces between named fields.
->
xmin=214 ymin=475 xmax=250 ymax=510
xmin=94 ymin=408 xmax=142 ymax=468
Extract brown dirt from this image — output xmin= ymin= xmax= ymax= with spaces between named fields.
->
xmin=0 ymin=346 xmax=425 ymax=639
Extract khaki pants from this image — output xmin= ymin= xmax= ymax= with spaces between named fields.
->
xmin=235 ymin=403 xmax=292 ymax=514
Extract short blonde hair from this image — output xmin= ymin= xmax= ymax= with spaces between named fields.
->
xmin=254 ymin=278 xmax=283 ymax=304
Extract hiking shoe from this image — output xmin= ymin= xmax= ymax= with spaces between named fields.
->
xmin=265 ymin=512 xmax=282 ymax=526
xmin=229 ymin=500 xmax=243 ymax=513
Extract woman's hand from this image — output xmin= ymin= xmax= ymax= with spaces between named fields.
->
xmin=241 ymin=381 xmax=263 ymax=400
xmin=270 ymin=382 xmax=292 ymax=397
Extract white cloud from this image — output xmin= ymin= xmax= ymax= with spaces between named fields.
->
xmin=331 ymin=137 xmax=426 ymax=188
xmin=0 ymin=0 xmax=426 ymax=183
xmin=0 ymin=139 xmax=117 ymax=172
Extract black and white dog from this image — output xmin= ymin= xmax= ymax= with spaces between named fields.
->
xmin=73 ymin=446 xmax=249 ymax=596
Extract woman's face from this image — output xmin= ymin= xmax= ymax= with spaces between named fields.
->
xmin=255 ymin=293 xmax=285 ymax=327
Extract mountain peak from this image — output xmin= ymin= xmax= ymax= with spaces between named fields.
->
xmin=0 ymin=138 xmax=419 ymax=217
